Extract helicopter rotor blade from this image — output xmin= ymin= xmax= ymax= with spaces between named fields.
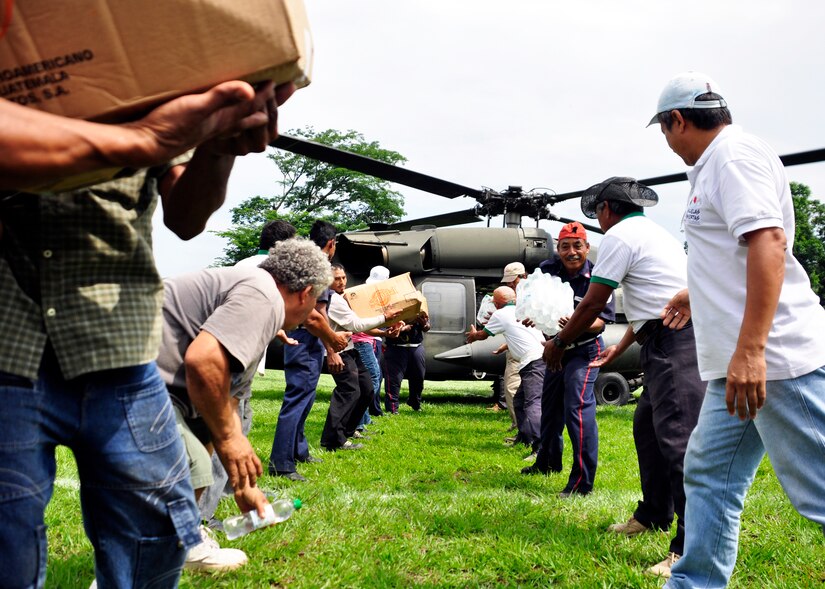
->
xmin=547 ymin=172 xmax=690 ymax=202
xmin=779 ymin=148 xmax=825 ymax=167
xmin=271 ymin=134 xmax=484 ymax=200
xmin=549 ymin=148 xmax=825 ymax=203
xmin=368 ymin=208 xmax=482 ymax=231
xmin=626 ymin=149 xmax=825 ymax=189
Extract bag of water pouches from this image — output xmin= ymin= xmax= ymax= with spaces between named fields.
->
xmin=515 ymin=269 xmax=574 ymax=336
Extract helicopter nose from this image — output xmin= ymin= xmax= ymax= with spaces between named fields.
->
xmin=435 ymin=337 xmax=507 ymax=375
xmin=434 ymin=344 xmax=472 ymax=362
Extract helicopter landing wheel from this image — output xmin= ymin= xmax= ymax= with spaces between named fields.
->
xmin=594 ymin=372 xmax=631 ymax=406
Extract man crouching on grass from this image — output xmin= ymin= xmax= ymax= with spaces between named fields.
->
xmin=157 ymin=238 xmax=331 ymax=572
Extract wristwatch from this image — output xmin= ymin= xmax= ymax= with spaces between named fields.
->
xmin=551 ymin=334 xmax=568 ymax=349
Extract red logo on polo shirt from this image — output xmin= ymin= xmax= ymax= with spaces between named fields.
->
xmin=685 ymin=193 xmax=701 ymax=225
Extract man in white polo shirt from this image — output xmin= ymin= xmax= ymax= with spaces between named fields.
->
xmin=545 ymin=177 xmax=705 ymax=578
xmin=466 ymin=286 xmax=545 ymax=456
xmin=650 ymin=72 xmax=825 ymax=588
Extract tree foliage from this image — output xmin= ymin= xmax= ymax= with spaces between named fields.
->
xmin=213 ymin=128 xmax=406 ymax=266
xmin=791 ymin=182 xmax=825 ymax=301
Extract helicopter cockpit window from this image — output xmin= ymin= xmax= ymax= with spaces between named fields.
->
xmin=421 ymin=281 xmax=466 ymax=333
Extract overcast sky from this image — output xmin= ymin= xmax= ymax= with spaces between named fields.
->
xmin=153 ymin=0 xmax=825 ymax=277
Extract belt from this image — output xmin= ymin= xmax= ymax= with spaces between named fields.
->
xmin=566 ymin=336 xmax=596 ymax=350
xmin=635 ymin=319 xmax=663 ymax=346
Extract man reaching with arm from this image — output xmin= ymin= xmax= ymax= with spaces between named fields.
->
xmin=268 ymin=220 xmax=351 ymax=481
xmin=158 ymin=238 xmax=331 ymax=571
xmin=466 ymin=286 xmax=545 ymax=458
xmin=544 ymin=177 xmax=705 ymax=578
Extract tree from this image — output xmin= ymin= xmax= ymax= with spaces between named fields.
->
xmin=791 ymin=182 xmax=825 ymax=302
xmin=213 ymin=127 xmax=406 ymax=266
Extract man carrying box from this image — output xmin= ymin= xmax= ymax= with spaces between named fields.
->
xmin=0 ymin=78 xmax=292 ymax=588
xmin=321 ymin=264 xmax=401 ymax=450
xmin=384 ymin=309 xmax=431 ymax=413
xmin=0 ymin=81 xmax=284 ymax=190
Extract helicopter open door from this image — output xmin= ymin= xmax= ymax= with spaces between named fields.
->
xmin=416 ymin=276 xmax=481 ymax=381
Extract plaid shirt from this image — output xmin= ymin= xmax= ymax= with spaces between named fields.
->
xmin=0 ymin=163 xmax=179 ymax=380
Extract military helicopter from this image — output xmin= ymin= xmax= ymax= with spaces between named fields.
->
xmin=268 ymin=134 xmax=825 ymax=405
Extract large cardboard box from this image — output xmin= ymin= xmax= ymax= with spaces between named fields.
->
xmin=344 ymin=273 xmax=428 ymax=328
xmin=0 ymin=0 xmax=313 ymax=121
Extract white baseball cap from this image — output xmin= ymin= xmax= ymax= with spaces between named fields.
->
xmin=500 ymin=262 xmax=526 ymax=283
xmin=648 ymin=72 xmax=727 ymax=126
xmin=366 ymin=265 xmax=390 ymax=284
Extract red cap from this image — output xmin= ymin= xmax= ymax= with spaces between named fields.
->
xmin=558 ymin=221 xmax=587 ymax=242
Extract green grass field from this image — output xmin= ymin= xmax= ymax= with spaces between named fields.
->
xmin=45 ymin=373 xmax=822 ymax=588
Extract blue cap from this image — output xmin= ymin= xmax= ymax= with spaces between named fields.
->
xmin=648 ymin=72 xmax=726 ymax=126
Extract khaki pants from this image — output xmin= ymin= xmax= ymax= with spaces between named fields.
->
xmin=174 ymin=406 xmax=214 ymax=491
xmin=503 ymin=351 xmax=521 ymax=429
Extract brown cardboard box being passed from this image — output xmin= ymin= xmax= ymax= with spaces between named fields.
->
xmin=344 ymin=273 xmax=428 ymax=328
xmin=0 ymin=0 xmax=312 ymax=191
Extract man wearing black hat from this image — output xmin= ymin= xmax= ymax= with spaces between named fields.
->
xmin=543 ymin=177 xmax=704 ymax=578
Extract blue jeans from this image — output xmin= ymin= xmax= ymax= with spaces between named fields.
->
xmin=666 ymin=366 xmax=825 ymax=588
xmin=268 ymin=328 xmax=324 ymax=473
xmin=355 ymin=340 xmax=382 ymax=427
xmin=0 ymin=358 xmax=199 ymax=589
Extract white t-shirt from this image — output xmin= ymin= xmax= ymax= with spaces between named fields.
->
xmin=234 ymin=253 xmax=267 ymax=268
xmin=684 ymin=124 xmax=825 ymax=380
xmin=483 ymin=304 xmax=545 ymax=370
xmin=327 ymin=292 xmax=385 ymax=352
xmin=591 ymin=214 xmax=688 ymax=333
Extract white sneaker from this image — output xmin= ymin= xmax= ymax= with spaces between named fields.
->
xmin=89 ymin=581 xmax=97 ymax=589
xmin=185 ymin=525 xmax=248 ymax=572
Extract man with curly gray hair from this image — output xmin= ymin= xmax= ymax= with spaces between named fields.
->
xmin=155 ymin=238 xmax=331 ymax=572
xmin=258 ymin=238 xmax=333 ymax=300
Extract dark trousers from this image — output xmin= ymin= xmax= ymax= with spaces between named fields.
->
xmin=489 ymin=377 xmax=507 ymax=409
xmin=513 ymin=359 xmax=544 ymax=448
xmin=384 ymin=344 xmax=426 ymax=411
xmin=321 ymin=350 xmax=374 ymax=449
xmin=536 ymin=338 xmax=601 ymax=494
xmin=634 ymin=322 xmax=704 ymax=555
xmin=268 ymin=328 xmax=323 ymax=473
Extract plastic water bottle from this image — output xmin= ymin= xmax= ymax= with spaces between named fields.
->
xmin=223 ymin=498 xmax=302 ymax=540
